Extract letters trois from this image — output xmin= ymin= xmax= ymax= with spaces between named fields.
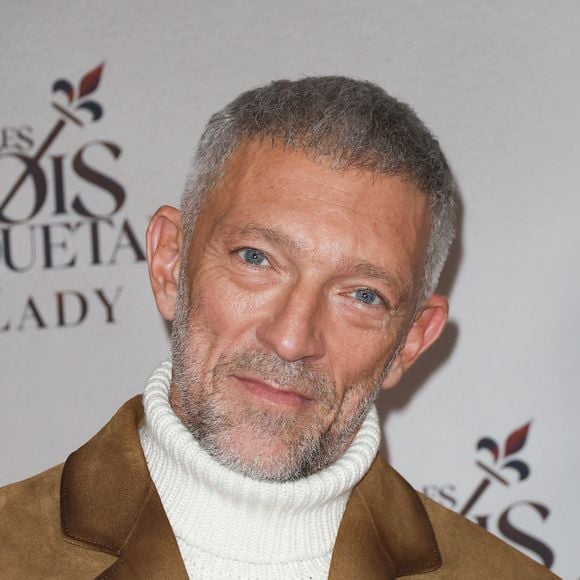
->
xmin=0 ymin=64 xmax=146 ymax=332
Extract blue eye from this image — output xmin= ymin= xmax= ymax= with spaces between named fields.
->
xmin=239 ymin=248 xmax=268 ymax=266
xmin=354 ymin=288 xmax=382 ymax=306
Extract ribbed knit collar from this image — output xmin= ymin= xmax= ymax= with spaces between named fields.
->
xmin=139 ymin=360 xmax=380 ymax=564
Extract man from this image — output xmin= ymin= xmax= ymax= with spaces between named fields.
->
xmin=0 ymin=77 xmax=556 ymax=579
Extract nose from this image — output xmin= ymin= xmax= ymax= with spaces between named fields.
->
xmin=256 ymin=281 xmax=325 ymax=362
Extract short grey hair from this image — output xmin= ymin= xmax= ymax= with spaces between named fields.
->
xmin=180 ymin=76 xmax=457 ymax=302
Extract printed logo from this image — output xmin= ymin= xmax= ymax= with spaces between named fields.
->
xmin=0 ymin=64 xmax=146 ymax=331
xmin=422 ymin=423 xmax=555 ymax=569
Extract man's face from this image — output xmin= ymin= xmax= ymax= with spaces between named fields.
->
xmin=163 ymin=140 xmax=433 ymax=481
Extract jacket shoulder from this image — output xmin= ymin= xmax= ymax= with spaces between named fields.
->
xmin=0 ymin=464 xmax=116 ymax=578
xmin=418 ymin=494 xmax=558 ymax=579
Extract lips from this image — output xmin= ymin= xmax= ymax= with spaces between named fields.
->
xmin=232 ymin=374 xmax=312 ymax=409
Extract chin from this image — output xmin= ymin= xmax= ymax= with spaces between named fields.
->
xmin=195 ymin=408 xmax=331 ymax=482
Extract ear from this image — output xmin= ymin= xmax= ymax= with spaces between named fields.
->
xmin=146 ymin=205 xmax=183 ymax=321
xmin=382 ymin=294 xmax=449 ymax=390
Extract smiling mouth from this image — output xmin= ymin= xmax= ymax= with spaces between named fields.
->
xmin=232 ymin=374 xmax=312 ymax=408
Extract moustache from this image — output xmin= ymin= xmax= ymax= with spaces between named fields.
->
xmin=212 ymin=349 xmax=336 ymax=406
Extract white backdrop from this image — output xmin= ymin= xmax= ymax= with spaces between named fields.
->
xmin=1 ymin=1 xmax=578 ymax=577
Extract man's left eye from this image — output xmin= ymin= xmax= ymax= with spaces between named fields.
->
xmin=353 ymin=288 xmax=383 ymax=306
xmin=238 ymin=248 xmax=269 ymax=266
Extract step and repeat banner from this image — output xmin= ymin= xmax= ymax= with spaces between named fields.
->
xmin=1 ymin=2 xmax=578 ymax=577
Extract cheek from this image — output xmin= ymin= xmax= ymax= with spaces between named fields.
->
xmin=327 ymin=327 xmax=397 ymax=394
xmin=190 ymin=267 xmax=269 ymax=339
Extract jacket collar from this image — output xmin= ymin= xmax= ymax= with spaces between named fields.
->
xmin=61 ymin=396 xmax=441 ymax=579
xmin=329 ymin=454 xmax=442 ymax=578
xmin=60 ymin=396 xmax=188 ymax=579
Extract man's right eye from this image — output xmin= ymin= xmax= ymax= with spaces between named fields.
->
xmin=237 ymin=248 xmax=269 ymax=267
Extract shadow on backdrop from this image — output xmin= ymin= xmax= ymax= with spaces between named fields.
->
xmin=377 ymin=190 xmax=464 ymax=464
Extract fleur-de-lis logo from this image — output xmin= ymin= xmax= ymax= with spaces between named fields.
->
xmin=0 ymin=63 xmax=106 ymax=221
xmin=52 ymin=63 xmax=105 ymax=125
xmin=476 ymin=422 xmax=531 ymax=483
xmin=460 ymin=422 xmax=532 ymax=517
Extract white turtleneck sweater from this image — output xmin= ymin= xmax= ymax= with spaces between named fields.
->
xmin=139 ymin=360 xmax=380 ymax=580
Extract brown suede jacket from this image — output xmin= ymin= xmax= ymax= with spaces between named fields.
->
xmin=0 ymin=397 xmax=558 ymax=579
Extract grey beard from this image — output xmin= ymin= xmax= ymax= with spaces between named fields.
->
xmin=169 ymin=266 xmax=391 ymax=482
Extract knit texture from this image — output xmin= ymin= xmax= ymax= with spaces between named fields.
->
xmin=139 ymin=360 xmax=380 ymax=579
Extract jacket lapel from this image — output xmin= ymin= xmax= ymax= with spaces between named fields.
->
xmin=60 ymin=396 xmax=440 ymax=579
xmin=329 ymin=455 xmax=442 ymax=579
xmin=60 ymin=396 xmax=188 ymax=579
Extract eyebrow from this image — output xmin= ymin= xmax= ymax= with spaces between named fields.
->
xmin=340 ymin=257 xmax=410 ymax=301
xmin=350 ymin=260 xmax=398 ymax=286
xmin=229 ymin=224 xmax=305 ymax=256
